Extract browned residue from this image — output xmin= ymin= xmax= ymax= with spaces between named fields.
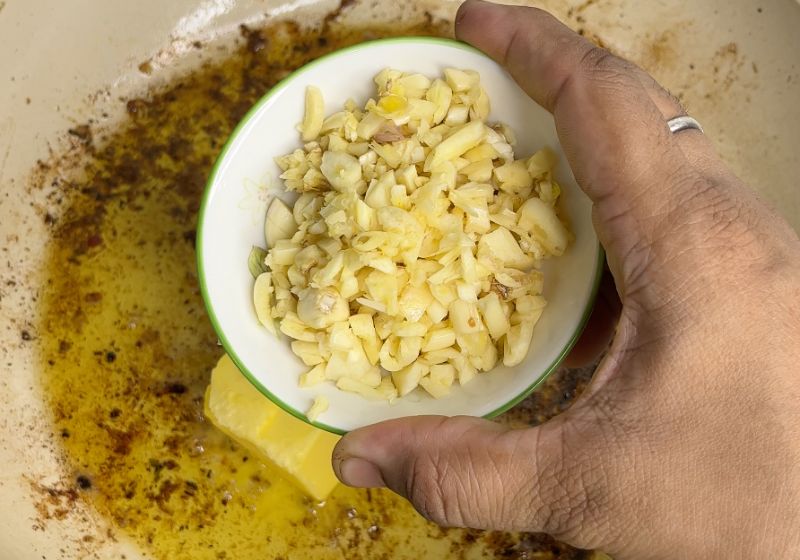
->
xmin=323 ymin=0 xmax=360 ymax=29
xmin=28 ymin=478 xmax=80 ymax=527
xmin=639 ymin=28 xmax=681 ymax=73
xmin=709 ymin=41 xmax=747 ymax=93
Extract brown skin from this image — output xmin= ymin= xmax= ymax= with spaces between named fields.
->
xmin=331 ymin=2 xmax=800 ymax=558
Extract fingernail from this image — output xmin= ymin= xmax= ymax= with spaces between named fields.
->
xmin=338 ymin=457 xmax=386 ymax=488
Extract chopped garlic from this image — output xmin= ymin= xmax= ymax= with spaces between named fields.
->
xmin=306 ymin=396 xmax=329 ymax=422
xmin=252 ymin=67 xmax=571 ymax=405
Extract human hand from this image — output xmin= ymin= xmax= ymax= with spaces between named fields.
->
xmin=331 ymin=1 xmax=800 ymax=558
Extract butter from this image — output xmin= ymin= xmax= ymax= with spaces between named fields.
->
xmin=204 ymin=355 xmax=340 ymax=501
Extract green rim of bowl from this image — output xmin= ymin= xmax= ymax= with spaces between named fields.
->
xmin=197 ymin=35 xmax=604 ymax=435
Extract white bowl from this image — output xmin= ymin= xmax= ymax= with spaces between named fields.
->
xmin=197 ymin=37 xmax=602 ymax=434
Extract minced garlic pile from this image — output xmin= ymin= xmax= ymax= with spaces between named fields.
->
xmin=248 ymin=68 xmax=571 ymax=408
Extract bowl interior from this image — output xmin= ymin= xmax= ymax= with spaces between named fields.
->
xmin=198 ymin=37 xmax=602 ymax=434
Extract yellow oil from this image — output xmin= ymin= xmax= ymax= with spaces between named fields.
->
xmin=37 ymin=10 xmax=594 ymax=560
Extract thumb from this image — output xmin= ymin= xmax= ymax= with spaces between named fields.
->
xmin=332 ymin=415 xmax=582 ymax=534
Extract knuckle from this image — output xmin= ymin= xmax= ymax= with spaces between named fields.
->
xmin=663 ymin=176 xmax=787 ymax=278
xmin=617 ymin=170 xmax=788 ymax=310
xmin=550 ymin=44 xmax=642 ymax=113
xmin=577 ymin=46 xmax=634 ymax=86
xmin=576 ymin=46 xmax=681 ymax=120
xmin=578 ymin=45 xmax=616 ymax=73
xmin=548 ymin=45 xmax=613 ymax=109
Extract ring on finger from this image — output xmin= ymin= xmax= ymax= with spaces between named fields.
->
xmin=667 ymin=115 xmax=704 ymax=134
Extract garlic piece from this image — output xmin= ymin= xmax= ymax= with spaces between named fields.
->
xmin=503 ymin=320 xmax=536 ymax=367
xmin=426 ymin=79 xmax=453 ymax=124
xmin=427 ymin=120 xmax=485 ymax=171
xmin=478 ymin=227 xmax=534 ymax=270
xmin=265 ymin=198 xmax=298 ymax=248
xmin=300 ymin=86 xmax=325 ymax=142
xmin=444 ymin=68 xmax=479 ymax=93
xmin=449 ymin=300 xmax=484 ymax=336
xmin=494 ymin=160 xmax=534 ymax=193
xmin=392 ymin=361 xmax=429 ymax=396
xmin=478 ymin=292 xmax=510 ymax=340
xmin=306 ymin=396 xmax=329 ymax=421
xmin=297 ymin=287 xmax=349 ymax=329
xmin=518 ymin=197 xmax=570 ymax=256
xmin=321 ymin=150 xmax=362 ymax=192
xmin=527 ymin=147 xmax=558 ymax=179
xmin=253 ymin=272 xmax=276 ymax=334
xmin=299 ymin=363 xmax=326 ymax=388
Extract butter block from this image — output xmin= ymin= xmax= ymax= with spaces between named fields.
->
xmin=204 ymin=355 xmax=340 ymax=501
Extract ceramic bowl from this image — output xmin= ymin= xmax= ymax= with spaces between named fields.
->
xmin=197 ymin=37 xmax=603 ymax=434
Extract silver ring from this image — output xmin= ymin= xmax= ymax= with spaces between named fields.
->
xmin=667 ymin=115 xmax=704 ymax=134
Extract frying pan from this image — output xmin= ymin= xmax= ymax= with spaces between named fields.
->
xmin=1 ymin=0 xmax=798 ymax=558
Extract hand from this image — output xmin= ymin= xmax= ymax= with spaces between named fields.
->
xmin=331 ymin=1 xmax=800 ymax=558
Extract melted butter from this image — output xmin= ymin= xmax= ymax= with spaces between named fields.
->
xmin=37 ymin=11 xmax=594 ymax=560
